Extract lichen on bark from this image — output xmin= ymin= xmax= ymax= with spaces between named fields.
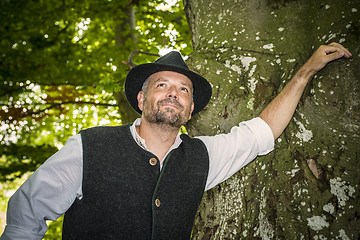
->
xmin=184 ymin=0 xmax=360 ymax=239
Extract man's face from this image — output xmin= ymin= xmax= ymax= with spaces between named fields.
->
xmin=137 ymin=71 xmax=194 ymax=128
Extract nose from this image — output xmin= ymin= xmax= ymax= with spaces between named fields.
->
xmin=167 ymin=86 xmax=178 ymax=99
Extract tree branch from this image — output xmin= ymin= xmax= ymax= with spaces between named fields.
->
xmin=127 ymin=50 xmax=160 ymax=68
xmin=1 ymin=101 xmax=118 ymax=108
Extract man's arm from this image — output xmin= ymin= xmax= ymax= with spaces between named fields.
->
xmin=198 ymin=117 xmax=274 ymax=190
xmin=259 ymin=42 xmax=352 ymax=139
xmin=0 ymin=135 xmax=83 ymax=240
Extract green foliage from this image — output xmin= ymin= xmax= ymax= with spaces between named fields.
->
xmin=0 ymin=144 xmax=58 ymax=181
xmin=0 ymin=0 xmax=191 ymax=179
xmin=45 ymin=215 xmax=64 ymax=240
xmin=0 ymin=0 xmax=192 ymax=236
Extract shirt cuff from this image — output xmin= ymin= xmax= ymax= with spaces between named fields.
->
xmin=243 ymin=117 xmax=274 ymax=155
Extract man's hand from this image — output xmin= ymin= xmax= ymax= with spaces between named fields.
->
xmin=300 ymin=42 xmax=352 ymax=78
xmin=259 ymin=43 xmax=352 ymax=140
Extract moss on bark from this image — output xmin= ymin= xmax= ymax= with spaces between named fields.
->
xmin=184 ymin=0 xmax=360 ymax=239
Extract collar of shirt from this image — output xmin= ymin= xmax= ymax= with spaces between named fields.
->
xmin=129 ymin=118 xmax=183 ymax=166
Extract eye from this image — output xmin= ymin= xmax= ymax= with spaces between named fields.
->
xmin=181 ymin=87 xmax=189 ymax=93
xmin=156 ymin=83 xmax=166 ymax=88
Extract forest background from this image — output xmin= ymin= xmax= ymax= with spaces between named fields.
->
xmin=1 ymin=0 xmax=359 ymax=239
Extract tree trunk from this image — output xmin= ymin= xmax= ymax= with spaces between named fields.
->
xmin=184 ymin=0 xmax=359 ymax=239
xmin=114 ymin=5 xmax=141 ymax=124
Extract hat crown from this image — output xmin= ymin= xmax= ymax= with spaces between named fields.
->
xmin=155 ymin=51 xmax=189 ymax=70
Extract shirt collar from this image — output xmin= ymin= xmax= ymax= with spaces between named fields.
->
xmin=129 ymin=118 xmax=183 ymax=161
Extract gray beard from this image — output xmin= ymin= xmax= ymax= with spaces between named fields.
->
xmin=144 ymin=107 xmax=188 ymax=129
xmin=143 ymin=98 xmax=189 ymax=129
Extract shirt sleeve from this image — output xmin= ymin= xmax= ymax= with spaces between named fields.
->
xmin=0 ymin=134 xmax=83 ymax=240
xmin=196 ymin=117 xmax=274 ymax=191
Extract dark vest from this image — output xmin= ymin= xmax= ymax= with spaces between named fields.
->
xmin=62 ymin=124 xmax=209 ymax=239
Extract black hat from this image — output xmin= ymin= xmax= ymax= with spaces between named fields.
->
xmin=125 ymin=51 xmax=212 ymax=115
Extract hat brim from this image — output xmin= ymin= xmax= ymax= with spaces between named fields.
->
xmin=125 ymin=63 xmax=212 ymax=116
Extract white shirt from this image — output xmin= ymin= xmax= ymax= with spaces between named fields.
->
xmin=1 ymin=117 xmax=274 ymax=240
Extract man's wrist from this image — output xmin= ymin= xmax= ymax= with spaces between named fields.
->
xmin=294 ymin=66 xmax=316 ymax=85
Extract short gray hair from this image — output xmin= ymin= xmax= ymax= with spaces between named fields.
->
xmin=141 ymin=77 xmax=151 ymax=95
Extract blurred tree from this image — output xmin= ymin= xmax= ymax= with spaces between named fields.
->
xmin=184 ymin=0 xmax=359 ymax=239
xmin=0 ymin=0 xmax=191 ymax=236
xmin=0 ymin=0 xmax=191 ymax=180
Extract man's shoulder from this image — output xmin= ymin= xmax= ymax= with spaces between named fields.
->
xmin=180 ymin=133 xmax=207 ymax=148
xmin=81 ymin=124 xmax=130 ymax=133
xmin=80 ymin=124 xmax=132 ymax=140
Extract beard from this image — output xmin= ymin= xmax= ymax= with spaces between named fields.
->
xmin=142 ymin=97 xmax=191 ymax=129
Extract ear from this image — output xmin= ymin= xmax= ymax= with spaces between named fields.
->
xmin=137 ymin=91 xmax=145 ymax=111
xmin=188 ymin=102 xmax=195 ymax=120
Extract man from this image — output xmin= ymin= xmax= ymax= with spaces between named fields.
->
xmin=1 ymin=43 xmax=351 ymax=239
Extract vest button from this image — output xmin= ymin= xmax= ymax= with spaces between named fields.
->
xmin=155 ymin=198 xmax=161 ymax=207
xmin=149 ymin=157 xmax=157 ymax=166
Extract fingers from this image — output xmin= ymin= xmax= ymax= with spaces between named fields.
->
xmin=303 ymin=43 xmax=352 ymax=74
xmin=319 ymin=42 xmax=352 ymax=67
xmin=323 ymin=51 xmax=346 ymax=63
xmin=328 ymin=42 xmax=352 ymax=58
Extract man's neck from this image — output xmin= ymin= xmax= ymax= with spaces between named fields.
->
xmin=136 ymin=117 xmax=180 ymax=161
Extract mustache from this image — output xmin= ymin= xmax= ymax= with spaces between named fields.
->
xmin=158 ymin=98 xmax=183 ymax=109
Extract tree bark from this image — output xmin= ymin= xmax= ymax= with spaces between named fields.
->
xmin=184 ymin=0 xmax=359 ymax=239
xmin=114 ymin=5 xmax=141 ymax=124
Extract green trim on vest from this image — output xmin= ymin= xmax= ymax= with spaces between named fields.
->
xmin=62 ymin=124 xmax=209 ymax=240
